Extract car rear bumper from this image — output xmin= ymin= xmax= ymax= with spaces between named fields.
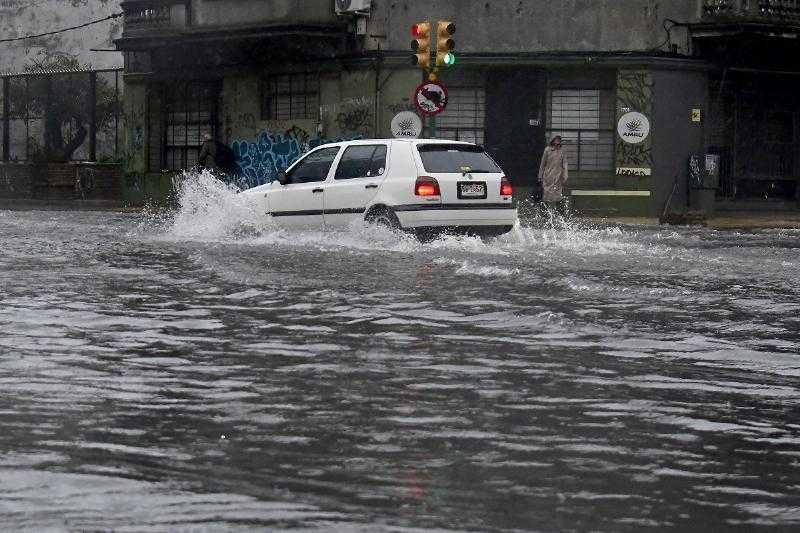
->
xmin=394 ymin=203 xmax=517 ymax=228
xmin=409 ymin=225 xmax=515 ymax=240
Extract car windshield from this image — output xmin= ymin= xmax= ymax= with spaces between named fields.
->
xmin=417 ymin=144 xmax=501 ymax=174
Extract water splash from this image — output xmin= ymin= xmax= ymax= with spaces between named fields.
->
xmin=146 ymin=170 xmax=274 ymax=241
xmin=141 ymin=169 xmax=674 ymax=261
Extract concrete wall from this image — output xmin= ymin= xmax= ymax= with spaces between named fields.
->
xmin=0 ymin=0 xmax=123 ymax=73
xmin=218 ymin=65 xmax=418 ymax=144
xmin=191 ymin=0 xmax=336 ymax=27
xmin=0 ymin=163 xmax=33 ymax=198
xmin=376 ymin=68 xmax=421 ymax=138
xmin=122 ymin=0 xmax=700 ymax=56
xmin=0 ymin=161 xmax=121 ymax=200
xmin=43 ymin=162 xmax=122 ymax=200
xmin=367 ymin=0 xmax=700 ymax=55
xmin=220 ymin=67 xmax=383 ymax=188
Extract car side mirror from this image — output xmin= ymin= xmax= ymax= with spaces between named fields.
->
xmin=277 ymin=171 xmax=287 ymax=185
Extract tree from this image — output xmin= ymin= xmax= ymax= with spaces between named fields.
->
xmin=19 ymin=53 xmax=118 ymax=161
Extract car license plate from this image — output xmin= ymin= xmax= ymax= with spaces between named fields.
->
xmin=458 ymin=182 xmax=486 ymax=199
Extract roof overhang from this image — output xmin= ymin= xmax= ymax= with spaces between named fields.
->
xmin=690 ymin=21 xmax=800 ymax=39
xmin=115 ymin=23 xmax=349 ymax=51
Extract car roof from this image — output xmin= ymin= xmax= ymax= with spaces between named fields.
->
xmin=313 ymin=138 xmax=476 ymax=149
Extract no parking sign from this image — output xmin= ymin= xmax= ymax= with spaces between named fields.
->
xmin=414 ymin=81 xmax=448 ymax=116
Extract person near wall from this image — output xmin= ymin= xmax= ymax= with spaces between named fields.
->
xmin=537 ymin=135 xmax=569 ymax=216
xmin=198 ymin=133 xmax=220 ymax=174
xmin=198 ymin=133 xmax=236 ymax=177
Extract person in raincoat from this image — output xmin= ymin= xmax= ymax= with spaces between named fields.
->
xmin=537 ymin=135 xmax=569 ymax=215
xmin=198 ymin=133 xmax=235 ymax=176
xmin=198 ymin=133 xmax=220 ymax=173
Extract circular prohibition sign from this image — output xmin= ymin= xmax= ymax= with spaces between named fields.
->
xmin=414 ymin=80 xmax=449 ymax=116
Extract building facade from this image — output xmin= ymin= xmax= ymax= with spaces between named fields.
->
xmin=0 ymin=0 xmax=124 ymax=201
xmin=0 ymin=0 xmax=123 ymax=73
xmin=115 ymin=0 xmax=800 ymax=215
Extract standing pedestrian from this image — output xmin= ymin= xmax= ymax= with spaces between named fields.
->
xmin=537 ymin=135 xmax=569 ymax=216
xmin=198 ymin=133 xmax=220 ymax=173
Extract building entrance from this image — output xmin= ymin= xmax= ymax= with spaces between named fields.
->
xmin=711 ymin=72 xmax=800 ymax=202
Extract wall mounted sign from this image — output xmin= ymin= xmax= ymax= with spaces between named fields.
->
xmin=391 ymin=111 xmax=423 ymax=138
xmin=615 ymin=167 xmax=653 ymax=176
xmin=617 ymin=111 xmax=651 ymax=144
xmin=691 ymin=108 xmax=702 ymax=123
xmin=414 ymin=81 xmax=449 ymax=116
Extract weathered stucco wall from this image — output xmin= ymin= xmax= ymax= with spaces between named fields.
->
xmin=191 ymin=0 xmax=336 ymax=27
xmin=368 ymin=0 xmax=699 ymax=55
xmin=219 ymin=68 xmax=382 ymax=188
xmin=0 ymin=0 xmax=123 ymax=73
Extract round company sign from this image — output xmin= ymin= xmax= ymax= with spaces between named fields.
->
xmin=414 ymin=81 xmax=449 ymax=116
xmin=617 ymin=111 xmax=651 ymax=144
xmin=390 ymin=111 xmax=423 ymax=139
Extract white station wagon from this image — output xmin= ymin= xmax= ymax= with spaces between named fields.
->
xmin=241 ymin=139 xmax=518 ymax=238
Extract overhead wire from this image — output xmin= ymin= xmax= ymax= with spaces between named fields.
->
xmin=0 ymin=12 xmax=123 ymax=44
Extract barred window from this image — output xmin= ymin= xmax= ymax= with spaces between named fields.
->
xmin=437 ymin=86 xmax=485 ymax=145
xmin=546 ymin=89 xmax=615 ymax=171
xmin=261 ymin=73 xmax=319 ymax=121
xmin=151 ymin=81 xmax=219 ymax=172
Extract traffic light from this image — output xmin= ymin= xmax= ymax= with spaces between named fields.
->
xmin=435 ymin=20 xmax=456 ymax=67
xmin=411 ymin=22 xmax=432 ymax=69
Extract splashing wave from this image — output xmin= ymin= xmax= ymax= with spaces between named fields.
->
xmin=142 ymin=170 xmax=674 ymax=261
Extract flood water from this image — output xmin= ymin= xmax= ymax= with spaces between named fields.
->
xmin=2 ymin=174 xmax=800 ymax=531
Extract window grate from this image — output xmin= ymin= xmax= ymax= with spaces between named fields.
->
xmin=156 ymin=81 xmax=219 ymax=171
xmin=262 ymin=73 xmax=319 ymax=121
xmin=436 ymin=86 xmax=486 ymax=145
xmin=546 ymin=89 xmax=615 ymax=172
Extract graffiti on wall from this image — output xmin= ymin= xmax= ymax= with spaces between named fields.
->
xmin=615 ymin=70 xmax=654 ymax=175
xmin=231 ymin=126 xmax=308 ymax=188
xmin=335 ymin=107 xmax=372 ymax=136
xmin=386 ymin=100 xmax=416 ymax=115
xmin=230 ymin=126 xmax=361 ymax=189
xmin=321 ymin=96 xmax=374 ymax=137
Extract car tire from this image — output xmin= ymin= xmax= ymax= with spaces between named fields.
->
xmin=366 ymin=207 xmax=401 ymax=231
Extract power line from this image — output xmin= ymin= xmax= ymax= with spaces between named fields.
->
xmin=0 ymin=12 xmax=123 ymax=44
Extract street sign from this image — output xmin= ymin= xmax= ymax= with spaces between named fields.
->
xmin=391 ymin=111 xmax=423 ymax=138
xmin=414 ymin=81 xmax=448 ymax=116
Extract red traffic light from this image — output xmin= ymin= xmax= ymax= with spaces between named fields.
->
xmin=411 ymin=21 xmax=432 ymax=69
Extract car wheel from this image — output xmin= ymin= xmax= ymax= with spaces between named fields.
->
xmin=366 ymin=207 xmax=401 ymax=230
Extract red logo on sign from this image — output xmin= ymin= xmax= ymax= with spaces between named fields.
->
xmin=414 ymin=81 xmax=448 ymax=116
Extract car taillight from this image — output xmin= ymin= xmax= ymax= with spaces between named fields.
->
xmin=415 ymin=176 xmax=440 ymax=196
xmin=500 ymin=176 xmax=513 ymax=196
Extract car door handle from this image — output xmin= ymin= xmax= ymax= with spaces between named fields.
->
xmin=312 ymin=188 xmax=324 ymax=193
xmin=364 ymin=184 xmax=379 ymax=189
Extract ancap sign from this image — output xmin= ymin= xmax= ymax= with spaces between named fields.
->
xmin=391 ymin=111 xmax=423 ymax=139
xmin=617 ymin=111 xmax=650 ymax=144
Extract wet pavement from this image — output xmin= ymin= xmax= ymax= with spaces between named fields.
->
xmin=2 ymin=175 xmax=800 ymax=531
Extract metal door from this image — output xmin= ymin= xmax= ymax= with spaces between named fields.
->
xmin=485 ymin=69 xmax=547 ymax=187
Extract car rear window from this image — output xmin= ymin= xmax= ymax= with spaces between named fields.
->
xmin=417 ymin=144 xmax=501 ymax=174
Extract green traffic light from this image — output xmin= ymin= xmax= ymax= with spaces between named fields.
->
xmin=444 ymin=52 xmax=456 ymax=66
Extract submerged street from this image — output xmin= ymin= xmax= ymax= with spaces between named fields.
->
xmin=1 ymin=180 xmax=800 ymax=531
